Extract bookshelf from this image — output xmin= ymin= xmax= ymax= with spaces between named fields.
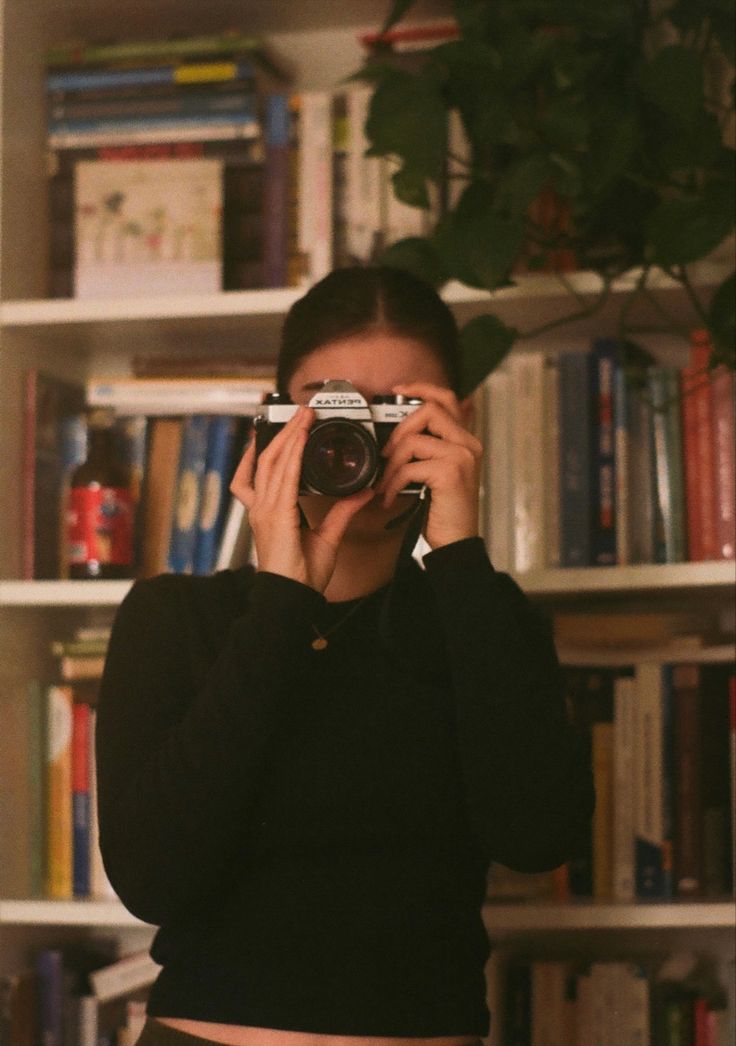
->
xmin=0 ymin=0 xmax=734 ymax=1039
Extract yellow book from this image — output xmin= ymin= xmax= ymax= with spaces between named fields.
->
xmin=592 ymin=721 xmax=614 ymax=899
xmin=45 ymin=684 xmax=73 ymax=899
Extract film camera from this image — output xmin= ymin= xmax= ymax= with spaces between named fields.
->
xmin=253 ymin=379 xmax=424 ymax=497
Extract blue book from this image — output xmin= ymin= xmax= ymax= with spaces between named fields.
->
xmin=48 ymin=106 xmax=259 ymax=137
xmin=46 ymin=60 xmax=257 ymax=93
xmin=589 ymin=338 xmax=618 ymax=565
xmin=262 ymin=93 xmax=291 ymax=287
xmin=193 ymin=415 xmax=239 ymax=575
xmin=72 ymin=791 xmax=91 ymax=897
xmin=36 ymin=949 xmax=64 ymax=1046
xmin=559 ymin=351 xmax=594 ymax=566
xmin=168 ymin=415 xmax=211 ymax=574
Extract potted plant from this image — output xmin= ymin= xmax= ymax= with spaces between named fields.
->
xmin=357 ymin=0 xmax=735 ymax=394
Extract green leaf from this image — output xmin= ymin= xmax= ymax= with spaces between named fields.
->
xmin=380 ymin=0 xmax=419 ymax=35
xmin=378 ymin=236 xmax=448 ymax=287
xmin=707 ymin=271 xmax=736 ymax=367
xmin=458 ymin=314 xmax=518 ymax=395
xmin=651 ymin=110 xmax=723 ymax=174
xmin=434 ymin=183 xmax=526 ymax=290
xmin=366 ymin=70 xmax=447 ymax=180
xmin=646 ymin=180 xmax=735 ymax=266
xmin=391 ymin=165 xmax=431 ymax=208
xmin=494 ymin=154 xmax=556 ymax=217
xmin=640 ymin=46 xmax=703 ymax=127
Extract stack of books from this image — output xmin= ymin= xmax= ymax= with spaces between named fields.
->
xmin=45 ymin=30 xmax=293 ymax=296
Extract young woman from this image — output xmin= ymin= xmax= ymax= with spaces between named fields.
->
xmin=96 ymin=266 xmax=594 ymax=1046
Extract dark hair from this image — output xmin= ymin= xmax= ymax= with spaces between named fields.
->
xmin=277 ymin=265 xmax=461 ymax=395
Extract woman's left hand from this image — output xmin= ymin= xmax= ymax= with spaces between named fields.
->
xmin=376 ymin=383 xmax=483 ymax=550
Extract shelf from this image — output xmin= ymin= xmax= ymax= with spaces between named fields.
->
xmin=483 ymin=900 xmax=736 ymax=933
xmin=557 ymin=644 xmax=735 ymax=666
xmin=0 ymin=898 xmax=149 ymax=927
xmin=2 ymin=897 xmax=733 ymax=930
xmin=1 ymin=560 xmax=733 ymax=607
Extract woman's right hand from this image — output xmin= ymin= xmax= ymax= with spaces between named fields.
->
xmin=230 ymin=406 xmax=375 ymax=594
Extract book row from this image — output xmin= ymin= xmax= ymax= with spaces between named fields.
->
xmin=495 ymin=952 xmax=732 ymax=1046
xmin=485 ymin=332 xmax=736 ymax=573
xmin=0 ymin=943 xmax=158 ymax=1046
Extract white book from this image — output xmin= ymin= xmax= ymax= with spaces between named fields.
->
xmin=345 ymin=83 xmax=382 ymax=261
xmin=50 ymin=119 xmax=259 ymax=150
xmin=86 ymin=376 xmax=273 ymax=416
xmin=485 ymin=367 xmax=514 ymax=572
xmin=297 ymin=90 xmax=334 ymax=284
xmin=77 ymin=995 xmax=98 ymax=1046
xmin=613 ymin=674 xmax=636 ymax=902
xmin=215 ymin=496 xmax=253 ymax=571
xmin=89 ymin=949 xmax=162 ymax=1002
xmin=88 ymin=709 xmax=116 ymax=900
xmin=75 ymin=158 xmax=223 ymax=299
xmin=509 ymin=351 xmax=547 ymax=573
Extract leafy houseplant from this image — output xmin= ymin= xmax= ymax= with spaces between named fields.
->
xmin=358 ymin=0 xmax=735 ymax=395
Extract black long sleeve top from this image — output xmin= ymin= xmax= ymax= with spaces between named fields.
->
xmin=96 ymin=537 xmax=594 ymax=1037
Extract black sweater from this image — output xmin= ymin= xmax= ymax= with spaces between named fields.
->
xmin=96 ymin=537 xmax=593 ymax=1037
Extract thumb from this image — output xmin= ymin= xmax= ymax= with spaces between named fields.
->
xmin=315 ymin=488 xmax=376 ymax=547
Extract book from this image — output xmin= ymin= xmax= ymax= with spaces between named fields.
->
xmin=262 ymin=92 xmax=292 ymax=287
xmin=592 ymin=720 xmax=614 ymax=898
xmin=559 ymin=351 xmax=594 ymax=566
xmin=86 ymin=376 xmax=271 ymax=414
xmin=47 ymin=59 xmax=261 ymax=94
xmin=192 ymin=415 xmax=241 ymax=575
xmin=634 ymin=662 xmax=673 ymax=898
xmin=628 ymin=380 xmax=657 ymax=563
xmin=589 ymin=337 xmax=618 ymax=565
xmin=139 ymin=417 xmax=184 ymax=578
xmin=612 ymin=673 xmax=636 ymax=901
xmin=711 ymin=363 xmax=735 ymax=560
xmin=214 ymin=496 xmax=253 ymax=571
xmin=45 ymin=685 xmax=74 ymax=900
xmin=681 ymin=334 xmax=719 ymax=561
xmin=88 ymin=951 xmax=161 ymax=1003
xmin=23 ymin=370 xmax=85 ymax=579
xmin=345 ymin=83 xmax=382 ymax=263
xmin=168 ymin=415 xmax=211 ymax=574
xmin=297 ymin=90 xmax=335 ymax=285
xmin=648 ymin=366 xmax=687 ymax=563
xmin=88 ymin=709 xmax=116 ymax=899
xmin=700 ymin=665 xmax=733 ymax=895
xmin=543 ymin=356 xmax=561 ymax=567
xmin=74 ymin=157 xmax=223 ymax=297
xmin=0 ymin=970 xmax=37 ymax=1046
xmin=485 ymin=365 xmax=514 ymax=573
xmin=49 ymin=85 xmax=258 ymax=123
xmin=36 ymin=950 xmax=64 ymax=1046
xmin=509 ymin=351 xmax=547 ymax=573
xmin=71 ymin=702 xmax=91 ymax=897
xmin=672 ymin=663 xmax=703 ymax=897
xmin=59 ymin=655 xmax=107 ymax=681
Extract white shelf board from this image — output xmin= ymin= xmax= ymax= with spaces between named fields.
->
xmin=557 ymin=644 xmax=735 ymax=666
xmin=483 ymin=900 xmax=736 ymax=933
xmin=0 ymin=580 xmax=133 ymax=606
xmin=1 ymin=560 xmax=733 ymax=607
xmin=515 ymin=560 xmax=736 ymax=596
xmin=0 ymin=898 xmax=149 ymax=927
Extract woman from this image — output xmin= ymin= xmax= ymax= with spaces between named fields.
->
xmin=96 ymin=266 xmax=594 ymax=1046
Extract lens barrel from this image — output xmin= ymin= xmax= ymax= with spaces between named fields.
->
xmin=301 ymin=419 xmax=378 ymax=496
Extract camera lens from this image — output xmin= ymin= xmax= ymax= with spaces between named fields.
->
xmin=302 ymin=419 xmax=378 ymax=496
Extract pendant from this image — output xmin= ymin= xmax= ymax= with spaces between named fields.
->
xmin=311 ymin=636 xmax=329 ymax=651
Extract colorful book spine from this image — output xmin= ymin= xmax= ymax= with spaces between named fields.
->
xmin=613 ymin=363 xmax=631 ymax=564
xmin=589 ymin=337 xmax=618 ymax=565
xmin=262 ymin=93 xmax=292 ymax=287
xmin=193 ymin=415 xmax=239 ymax=575
xmin=47 ymin=60 xmax=259 ymax=93
xmin=88 ymin=708 xmax=116 ymax=899
xmin=45 ymin=685 xmax=73 ymax=899
xmin=49 ymin=87 xmax=257 ymax=122
xmin=168 ymin=415 xmax=211 ymax=574
xmin=672 ymin=663 xmax=702 ymax=897
xmin=71 ymin=702 xmax=91 ymax=898
xmin=711 ymin=364 xmax=735 ymax=560
xmin=559 ymin=351 xmax=593 ymax=567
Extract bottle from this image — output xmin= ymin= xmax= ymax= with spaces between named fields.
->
xmin=66 ymin=410 xmax=134 ymax=579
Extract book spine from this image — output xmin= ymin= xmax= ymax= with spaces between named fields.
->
xmin=510 ymin=351 xmax=547 ymax=572
xmin=88 ymin=708 xmax=116 ymax=899
xmin=543 ymin=357 xmax=561 ymax=568
xmin=36 ymin=949 xmax=64 ymax=1046
xmin=261 ymin=93 xmax=292 ymax=287
xmin=592 ymin=721 xmax=614 ymax=899
xmin=711 ymin=365 xmax=735 ymax=559
xmin=46 ymin=685 xmax=73 ymax=899
xmin=297 ymin=91 xmax=334 ymax=284
xmin=681 ymin=338 xmax=719 ymax=560
xmin=485 ymin=367 xmax=514 ymax=573
xmin=192 ymin=415 xmax=239 ymax=575
xmin=672 ymin=663 xmax=702 ymax=897
xmin=634 ymin=662 xmax=669 ymax=898
xmin=49 ymin=87 xmax=257 ymax=122
xmin=49 ymin=106 xmax=259 ymax=137
xmin=168 ymin=415 xmax=211 ymax=574
xmin=613 ymin=363 xmax=631 ymax=565
xmin=590 ymin=338 xmax=618 ymax=565
xmin=27 ymin=680 xmax=47 ymax=898
xmin=89 ymin=951 xmax=161 ymax=1002
xmin=345 ymin=83 xmax=382 ymax=262
xmin=50 ymin=119 xmax=259 ymax=150
xmin=649 ymin=367 xmax=687 ymax=563
xmin=628 ymin=383 xmax=656 ymax=563
xmin=559 ymin=351 xmax=593 ymax=566
xmin=47 ymin=32 xmax=268 ymax=68
xmin=71 ymin=702 xmax=91 ymax=898
xmin=612 ymin=674 xmax=635 ymax=901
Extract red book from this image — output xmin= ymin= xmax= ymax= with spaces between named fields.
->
xmin=693 ymin=997 xmax=717 ymax=1046
xmin=681 ymin=332 xmax=719 ymax=560
xmin=711 ymin=362 xmax=735 ymax=559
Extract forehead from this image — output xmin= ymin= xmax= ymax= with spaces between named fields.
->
xmin=287 ymin=332 xmax=450 ymax=399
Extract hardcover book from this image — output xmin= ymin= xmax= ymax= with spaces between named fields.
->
xmin=74 ymin=157 xmax=223 ymax=297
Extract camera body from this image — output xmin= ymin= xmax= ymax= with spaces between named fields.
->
xmin=254 ymin=379 xmax=423 ymax=497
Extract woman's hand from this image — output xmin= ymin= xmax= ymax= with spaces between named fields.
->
xmin=230 ymin=406 xmax=375 ymax=594
xmin=376 ymin=383 xmax=483 ymax=550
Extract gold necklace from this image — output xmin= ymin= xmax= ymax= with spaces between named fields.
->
xmin=310 ymin=594 xmax=371 ymax=651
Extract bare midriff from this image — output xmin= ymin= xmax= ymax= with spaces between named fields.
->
xmin=155 ymin=1017 xmax=479 ymax=1046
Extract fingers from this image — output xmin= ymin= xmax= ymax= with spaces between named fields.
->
xmin=229 ymin=436 xmax=256 ymax=509
xmin=381 ymin=397 xmax=482 ymax=459
xmin=392 ymin=383 xmax=463 ymax=421
xmin=314 ymin=488 xmax=376 ymax=548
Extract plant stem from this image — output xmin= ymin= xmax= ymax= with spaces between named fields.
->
xmin=518 ymin=277 xmax=613 ymax=341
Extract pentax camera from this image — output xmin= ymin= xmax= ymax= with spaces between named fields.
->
xmin=254 ymin=379 xmax=423 ymax=497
